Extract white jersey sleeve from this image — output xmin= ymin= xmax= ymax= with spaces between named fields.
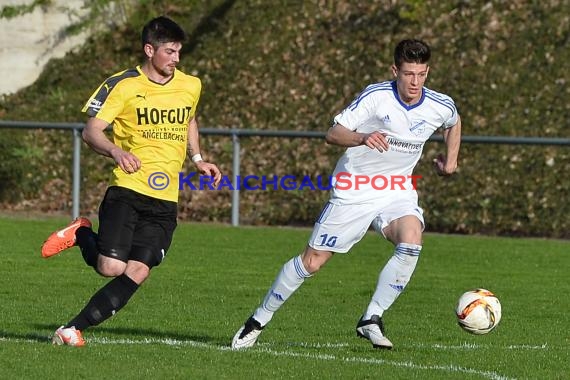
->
xmin=424 ymin=88 xmax=458 ymax=128
xmin=334 ymin=82 xmax=392 ymax=132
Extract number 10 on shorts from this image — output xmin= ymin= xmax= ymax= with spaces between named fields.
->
xmin=318 ymin=234 xmax=337 ymax=247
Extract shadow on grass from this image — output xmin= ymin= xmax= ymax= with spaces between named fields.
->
xmin=0 ymin=330 xmax=50 ymax=343
xmin=0 ymin=326 xmax=370 ymax=354
xmin=13 ymin=323 xmax=230 ymax=347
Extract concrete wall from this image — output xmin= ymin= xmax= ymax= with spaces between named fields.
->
xmin=0 ymin=0 xmax=89 ymax=95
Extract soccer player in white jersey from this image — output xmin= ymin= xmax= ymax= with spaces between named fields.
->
xmin=232 ymin=39 xmax=461 ymax=350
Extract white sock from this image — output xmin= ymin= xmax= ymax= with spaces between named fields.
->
xmin=364 ymin=242 xmax=422 ymax=319
xmin=253 ymin=255 xmax=311 ymax=326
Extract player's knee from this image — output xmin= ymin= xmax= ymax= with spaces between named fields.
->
xmin=97 ymin=267 xmax=126 ymax=277
xmin=96 ymin=257 xmax=127 ymax=277
xmin=385 ymin=216 xmax=423 ymax=245
xmin=302 ymin=247 xmax=332 ymax=274
xmin=404 ymin=227 xmax=423 ymax=245
xmin=124 ymin=262 xmax=150 ymax=285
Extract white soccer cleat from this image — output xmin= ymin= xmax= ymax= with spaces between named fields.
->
xmin=231 ymin=316 xmax=264 ymax=350
xmin=356 ymin=315 xmax=393 ymax=349
xmin=52 ymin=326 xmax=86 ymax=347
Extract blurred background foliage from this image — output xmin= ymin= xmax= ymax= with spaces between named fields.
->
xmin=0 ymin=0 xmax=568 ymax=237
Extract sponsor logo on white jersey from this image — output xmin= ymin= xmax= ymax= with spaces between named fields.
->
xmin=410 ymin=119 xmax=426 ymax=136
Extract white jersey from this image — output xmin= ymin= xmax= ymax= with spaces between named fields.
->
xmin=330 ymin=80 xmax=458 ymax=204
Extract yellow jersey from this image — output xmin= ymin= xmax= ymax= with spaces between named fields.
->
xmin=82 ymin=66 xmax=201 ymax=202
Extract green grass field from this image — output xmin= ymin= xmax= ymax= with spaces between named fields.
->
xmin=0 ymin=216 xmax=568 ymax=379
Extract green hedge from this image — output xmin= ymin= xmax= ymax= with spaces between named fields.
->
xmin=1 ymin=0 xmax=568 ymax=238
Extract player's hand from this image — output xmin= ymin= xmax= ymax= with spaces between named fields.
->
xmin=195 ymin=161 xmax=222 ymax=187
xmin=433 ymin=153 xmax=457 ymax=176
xmin=112 ymin=149 xmax=141 ymax=174
xmin=363 ymin=131 xmax=389 ymax=152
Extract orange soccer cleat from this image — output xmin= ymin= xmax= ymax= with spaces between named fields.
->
xmin=41 ymin=217 xmax=92 ymax=258
xmin=52 ymin=326 xmax=86 ymax=347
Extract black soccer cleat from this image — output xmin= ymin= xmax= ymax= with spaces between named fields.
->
xmin=231 ymin=316 xmax=264 ymax=350
xmin=356 ymin=314 xmax=393 ymax=349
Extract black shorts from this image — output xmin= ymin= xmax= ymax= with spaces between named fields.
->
xmin=97 ymin=186 xmax=177 ymax=268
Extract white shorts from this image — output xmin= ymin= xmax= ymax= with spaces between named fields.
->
xmin=308 ymin=194 xmax=424 ymax=253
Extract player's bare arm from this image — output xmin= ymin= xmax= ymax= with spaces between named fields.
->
xmin=325 ymin=123 xmax=389 ymax=152
xmin=82 ymin=117 xmax=141 ymax=174
xmin=433 ymin=115 xmax=462 ymax=176
xmin=187 ymin=116 xmax=222 ymax=186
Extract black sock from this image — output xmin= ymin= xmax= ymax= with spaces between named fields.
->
xmin=76 ymin=226 xmax=99 ymax=268
xmin=65 ymin=274 xmax=139 ymax=331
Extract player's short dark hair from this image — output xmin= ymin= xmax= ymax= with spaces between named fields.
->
xmin=394 ymin=39 xmax=431 ymax=68
xmin=141 ymin=16 xmax=187 ymax=49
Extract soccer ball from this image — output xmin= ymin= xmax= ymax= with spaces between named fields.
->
xmin=456 ymin=288 xmax=501 ymax=335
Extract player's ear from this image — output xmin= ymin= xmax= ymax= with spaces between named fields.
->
xmin=391 ymin=64 xmax=398 ymax=78
xmin=143 ymin=43 xmax=155 ymax=58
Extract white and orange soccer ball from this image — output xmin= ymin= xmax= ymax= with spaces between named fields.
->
xmin=456 ymin=288 xmax=502 ymax=335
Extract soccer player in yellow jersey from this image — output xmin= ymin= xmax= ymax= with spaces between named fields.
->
xmin=41 ymin=16 xmax=221 ymax=346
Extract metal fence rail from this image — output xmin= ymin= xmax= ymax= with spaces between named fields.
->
xmin=2 ymin=120 xmax=569 ymax=225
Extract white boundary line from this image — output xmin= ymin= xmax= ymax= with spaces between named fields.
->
xmin=0 ymin=336 xmax=532 ymax=380
xmin=284 ymin=341 xmax=549 ymax=351
xmin=254 ymin=346 xmax=515 ymax=380
xmin=410 ymin=342 xmax=549 ymax=351
xmin=0 ymin=336 xmax=549 ymax=352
